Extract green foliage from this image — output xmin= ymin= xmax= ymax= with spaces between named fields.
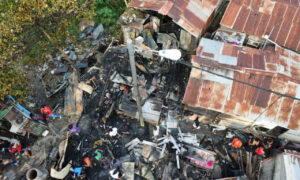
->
xmin=94 ymin=0 xmax=126 ymax=35
xmin=0 ymin=0 xmax=126 ymax=101
xmin=0 ymin=0 xmax=94 ymax=101
xmin=0 ymin=67 xmax=27 ymax=101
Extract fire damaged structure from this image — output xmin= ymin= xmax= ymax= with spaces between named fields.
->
xmin=128 ymin=0 xmax=226 ymax=37
xmin=2 ymin=0 xmax=300 ymax=180
xmin=183 ymin=38 xmax=300 ymax=142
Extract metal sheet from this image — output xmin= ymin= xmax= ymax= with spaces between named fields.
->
xmin=220 ymin=0 xmax=300 ymax=52
xmin=183 ymin=38 xmax=300 ymax=131
xmin=129 ymin=0 xmax=221 ymax=37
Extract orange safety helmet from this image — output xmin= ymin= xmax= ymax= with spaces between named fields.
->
xmin=232 ymin=138 xmax=243 ymax=148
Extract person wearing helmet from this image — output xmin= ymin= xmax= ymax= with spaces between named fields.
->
xmin=232 ymin=138 xmax=243 ymax=149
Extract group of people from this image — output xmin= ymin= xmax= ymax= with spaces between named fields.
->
xmin=231 ymin=136 xmax=288 ymax=158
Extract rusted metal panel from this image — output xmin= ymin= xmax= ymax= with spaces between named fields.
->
xmin=285 ymin=24 xmax=300 ymax=51
xmin=275 ymin=6 xmax=297 ymax=45
xmin=255 ymin=76 xmax=272 ymax=107
xmin=253 ymin=54 xmax=265 ymax=70
xmin=184 ymin=38 xmax=300 ymax=131
xmin=237 ymin=51 xmax=252 ymax=68
xmin=233 ymin=7 xmax=250 ymax=31
xmin=210 ymin=83 xmax=228 ymax=110
xmin=129 ymin=0 xmax=221 ymax=37
xmin=288 ymin=102 xmax=300 ymax=130
xmin=220 ymin=0 xmax=300 ymax=52
xmin=199 ymin=80 xmax=214 ymax=109
xmin=265 ymin=3 xmax=287 ymax=37
xmin=255 ymin=14 xmax=271 ymax=36
xmin=220 ymin=2 xmax=241 ymax=28
xmin=182 ymin=77 xmax=202 ymax=106
xmin=244 ymin=10 xmax=261 ymax=35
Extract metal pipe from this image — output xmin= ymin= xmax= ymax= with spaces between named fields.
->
xmin=127 ymin=39 xmax=144 ymax=127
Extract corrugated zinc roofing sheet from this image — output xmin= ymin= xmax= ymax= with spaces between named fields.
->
xmin=220 ymin=0 xmax=300 ymax=52
xmin=128 ymin=0 xmax=221 ymax=37
xmin=183 ymin=38 xmax=300 ymax=131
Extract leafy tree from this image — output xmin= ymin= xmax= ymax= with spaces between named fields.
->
xmin=94 ymin=0 xmax=126 ymax=35
xmin=0 ymin=0 xmax=94 ymax=101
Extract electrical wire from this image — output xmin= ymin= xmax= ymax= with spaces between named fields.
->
xmin=176 ymin=60 xmax=300 ymax=101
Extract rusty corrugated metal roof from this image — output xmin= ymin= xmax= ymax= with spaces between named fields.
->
xmin=220 ymin=0 xmax=300 ymax=52
xmin=128 ymin=0 xmax=221 ymax=37
xmin=183 ymin=38 xmax=300 ymax=130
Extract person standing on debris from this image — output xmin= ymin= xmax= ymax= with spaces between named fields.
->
xmin=192 ymin=117 xmax=201 ymax=130
xmin=111 ymin=159 xmax=122 ymax=168
xmin=41 ymin=105 xmax=61 ymax=120
xmin=68 ymin=124 xmax=79 ymax=135
xmin=262 ymin=137 xmax=273 ymax=157
xmin=255 ymin=147 xmax=265 ymax=157
xmin=278 ymin=138 xmax=288 ymax=150
xmin=152 ymin=126 xmax=159 ymax=140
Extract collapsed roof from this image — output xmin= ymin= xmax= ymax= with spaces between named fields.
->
xmin=183 ymin=38 xmax=300 ymax=131
xmin=128 ymin=0 xmax=222 ymax=38
xmin=220 ymin=0 xmax=300 ymax=52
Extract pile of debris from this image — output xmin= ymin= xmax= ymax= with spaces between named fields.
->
xmin=1 ymin=0 xmax=300 ymax=180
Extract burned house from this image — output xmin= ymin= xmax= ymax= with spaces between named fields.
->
xmin=183 ymin=38 xmax=300 ymax=142
xmin=128 ymin=0 xmax=224 ymax=38
xmin=220 ymin=0 xmax=300 ymax=51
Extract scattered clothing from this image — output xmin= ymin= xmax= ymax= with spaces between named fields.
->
xmin=109 ymin=128 xmax=118 ymax=137
xmin=83 ymin=157 xmax=93 ymax=168
xmin=68 ymin=124 xmax=79 ymax=134
xmin=73 ymin=167 xmax=82 ymax=176
xmin=109 ymin=168 xmax=122 ymax=179
xmin=94 ymin=150 xmax=102 ymax=160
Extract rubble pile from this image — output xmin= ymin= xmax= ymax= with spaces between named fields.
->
xmin=1 ymin=1 xmax=300 ymax=180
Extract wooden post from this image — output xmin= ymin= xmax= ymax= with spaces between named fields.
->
xmin=127 ymin=39 xmax=144 ymax=127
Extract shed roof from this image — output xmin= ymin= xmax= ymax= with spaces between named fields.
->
xmin=183 ymin=38 xmax=300 ymax=131
xmin=220 ymin=0 xmax=300 ymax=52
xmin=128 ymin=0 xmax=221 ymax=37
